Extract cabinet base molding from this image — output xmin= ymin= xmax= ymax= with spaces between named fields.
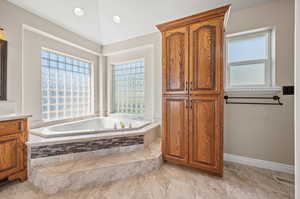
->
xmin=224 ymin=153 xmax=294 ymax=174
xmin=163 ymin=156 xmax=223 ymax=177
xmin=7 ymin=169 xmax=27 ymax=182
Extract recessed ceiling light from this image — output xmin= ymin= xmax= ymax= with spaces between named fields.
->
xmin=73 ymin=8 xmax=85 ymax=16
xmin=113 ymin=16 xmax=121 ymax=24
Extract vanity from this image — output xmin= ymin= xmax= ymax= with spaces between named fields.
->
xmin=0 ymin=115 xmax=30 ymax=182
xmin=0 ymin=37 xmax=31 ymax=182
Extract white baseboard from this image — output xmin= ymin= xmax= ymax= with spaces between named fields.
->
xmin=224 ymin=153 xmax=294 ymax=174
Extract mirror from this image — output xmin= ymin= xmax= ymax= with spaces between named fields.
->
xmin=0 ymin=39 xmax=7 ymax=100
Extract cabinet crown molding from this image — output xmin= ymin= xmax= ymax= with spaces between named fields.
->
xmin=156 ymin=5 xmax=231 ymax=32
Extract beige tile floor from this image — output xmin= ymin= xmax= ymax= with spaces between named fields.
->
xmin=0 ymin=162 xmax=294 ymax=199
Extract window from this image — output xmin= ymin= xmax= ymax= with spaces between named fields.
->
xmin=226 ymin=28 xmax=276 ymax=90
xmin=112 ymin=60 xmax=144 ymax=115
xmin=41 ymin=49 xmax=92 ymax=121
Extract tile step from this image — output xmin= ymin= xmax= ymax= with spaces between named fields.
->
xmin=29 ymin=139 xmax=162 ymax=194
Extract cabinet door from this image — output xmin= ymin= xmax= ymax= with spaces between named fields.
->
xmin=162 ymin=27 xmax=189 ymax=95
xmin=188 ymin=95 xmax=223 ymax=175
xmin=163 ymin=96 xmax=189 ymax=164
xmin=0 ymin=134 xmax=24 ymax=180
xmin=189 ymin=18 xmax=223 ymax=95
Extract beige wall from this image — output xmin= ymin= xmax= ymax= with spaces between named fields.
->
xmin=0 ymin=0 xmax=101 ymax=114
xmin=103 ymin=0 xmax=294 ymax=165
xmin=225 ymin=0 xmax=294 ymax=165
xmin=295 ymin=0 xmax=299 ymax=196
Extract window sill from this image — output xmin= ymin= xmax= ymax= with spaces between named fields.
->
xmin=225 ymin=87 xmax=282 ymax=95
xmin=108 ymin=113 xmax=145 ymax=120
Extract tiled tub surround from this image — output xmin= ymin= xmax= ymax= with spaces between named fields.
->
xmin=31 ymin=135 xmax=144 ymax=159
xmin=29 ymin=139 xmax=162 ymax=194
xmin=28 ymin=122 xmax=160 ymax=167
xmin=27 ymin=122 xmax=161 ymax=194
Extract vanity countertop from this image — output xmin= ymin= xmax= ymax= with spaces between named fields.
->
xmin=0 ymin=114 xmax=32 ymax=122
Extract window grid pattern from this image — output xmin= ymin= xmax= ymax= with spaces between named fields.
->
xmin=226 ymin=30 xmax=271 ymax=88
xmin=41 ymin=49 xmax=92 ymax=121
xmin=112 ymin=61 xmax=144 ymax=114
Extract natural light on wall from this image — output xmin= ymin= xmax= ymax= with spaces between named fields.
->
xmin=41 ymin=49 xmax=92 ymax=121
xmin=226 ymin=28 xmax=274 ymax=89
xmin=112 ymin=60 xmax=145 ymax=115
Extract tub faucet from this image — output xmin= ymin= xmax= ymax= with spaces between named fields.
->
xmin=120 ymin=121 xmax=125 ymax=129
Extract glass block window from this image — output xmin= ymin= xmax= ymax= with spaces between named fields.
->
xmin=41 ymin=49 xmax=92 ymax=121
xmin=226 ymin=28 xmax=274 ymax=88
xmin=112 ymin=60 xmax=144 ymax=114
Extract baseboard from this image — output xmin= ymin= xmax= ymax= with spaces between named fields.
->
xmin=224 ymin=153 xmax=295 ymax=174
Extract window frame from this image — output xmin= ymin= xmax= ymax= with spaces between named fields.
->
xmin=225 ymin=27 xmax=278 ymax=92
xmin=108 ymin=58 xmax=145 ymax=118
xmin=40 ymin=47 xmax=94 ymax=122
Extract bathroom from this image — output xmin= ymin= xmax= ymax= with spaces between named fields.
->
xmin=0 ymin=0 xmax=299 ymax=198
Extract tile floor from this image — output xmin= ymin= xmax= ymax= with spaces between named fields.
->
xmin=0 ymin=162 xmax=294 ymax=199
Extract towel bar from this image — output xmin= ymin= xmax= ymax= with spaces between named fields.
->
xmin=224 ymin=96 xmax=283 ymax=105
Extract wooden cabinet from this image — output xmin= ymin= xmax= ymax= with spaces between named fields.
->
xmin=0 ymin=119 xmax=28 ymax=182
xmin=157 ymin=5 xmax=230 ymax=176
xmin=162 ymin=27 xmax=189 ymax=95
xmin=189 ymin=19 xmax=223 ymax=95
xmin=188 ymin=95 xmax=223 ymax=173
xmin=162 ymin=96 xmax=189 ymax=164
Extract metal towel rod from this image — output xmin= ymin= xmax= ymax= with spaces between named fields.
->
xmin=224 ymin=96 xmax=283 ymax=106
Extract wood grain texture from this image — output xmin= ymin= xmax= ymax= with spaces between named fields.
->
xmin=162 ymin=27 xmax=189 ymax=95
xmin=193 ymin=25 xmax=216 ymax=90
xmin=162 ymin=96 xmax=188 ymax=164
xmin=0 ymin=120 xmax=23 ymax=136
xmin=0 ymin=138 xmax=17 ymax=172
xmin=189 ymin=96 xmax=223 ymax=176
xmin=158 ymin=6 xmax=228 ymax=176
xmin=156 ymin=5 xmax=231 ymax=32
xmin=0 ymin=119 xmax=28 ymax=181
xmin=0 ymin=134 xmax=22 ymax=180
xmin=190 ymin=18 xmax=223 ymax=95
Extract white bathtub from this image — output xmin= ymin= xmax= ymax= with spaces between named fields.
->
xmin=31 ymin=117 xmax=151 ymax=138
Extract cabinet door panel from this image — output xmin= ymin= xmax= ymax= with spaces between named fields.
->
xmin=163 ymin=27 xmax=189 ymax=95
xmin=0 ymin=120 xmax=23 ymax=136
xmin=190 ymin=18 xmax=223 ymax=95
xmin=163 ymin=96 xmax=189 ymax=164
xmin=188 ymin=95 xmax=223 ymax=175
xmin=0 ymin=134 xmax=23 ymax=180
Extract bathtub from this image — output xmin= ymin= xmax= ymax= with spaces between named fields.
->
xmin=31 ymin=117 xmax=151 ymax=138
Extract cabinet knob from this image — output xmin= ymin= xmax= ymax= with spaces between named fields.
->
xmin=190 ymin=82 xmax=193 ymax=91
xmin=185 ymin=81 xmax=188 ymax=91
xmin=19 ymin=122 xmax=24 ymax=131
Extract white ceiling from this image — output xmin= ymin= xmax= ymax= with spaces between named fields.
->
xmin=8 ymin=0 xmax=275 ymax=45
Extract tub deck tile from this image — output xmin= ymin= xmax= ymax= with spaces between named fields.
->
xmin=31 ymin=135 xmax=144 ymax=159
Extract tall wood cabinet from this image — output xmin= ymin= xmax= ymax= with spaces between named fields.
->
xmin=157 ymin=5 xmax=230 ymax=176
